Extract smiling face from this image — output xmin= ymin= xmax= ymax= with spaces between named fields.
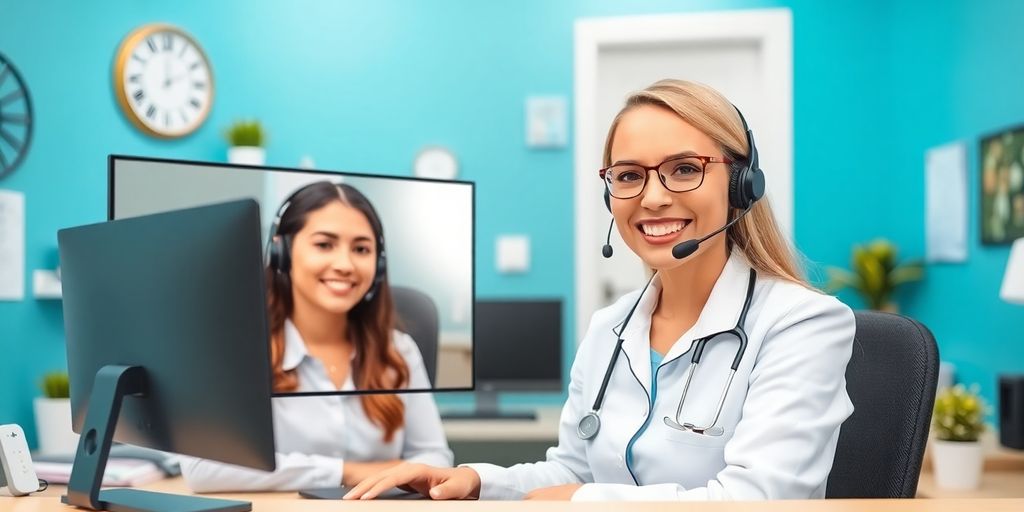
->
xmin=288 ymin=200 xmax=378 ymax=317
xmin=608 ymin=104 xmax=732 ymax=271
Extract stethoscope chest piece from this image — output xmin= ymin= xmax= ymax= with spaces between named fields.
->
xmin=577 ymin=411 xmax=601 ymax=440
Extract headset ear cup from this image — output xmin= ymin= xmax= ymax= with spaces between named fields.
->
xmin=268 ymin=237 xmax=282 ymax=273
xmin=729 ymin=166 xmax=747 ymax=210
xmin=365 ymin=242 xmax=387 ymax=302
xmin=747 ymin=167 xmax=766 ymax=205
xmin=604 ymin=188 xmax=611 ymax=213
xmin=277 ymin=236 xmax=291 ymax=274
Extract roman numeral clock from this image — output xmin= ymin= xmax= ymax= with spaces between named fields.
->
xmin=0 ymin=53 xmax=33 ymax=180
xmin=114 ymin=24 xmax=214 ymax=138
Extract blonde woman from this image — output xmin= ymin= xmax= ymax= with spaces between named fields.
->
xmin=345 ymin=79 xmax=854 ymax=501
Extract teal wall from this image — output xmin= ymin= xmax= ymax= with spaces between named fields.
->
xmin=1 ymin=0 xmax=1020 ymax=447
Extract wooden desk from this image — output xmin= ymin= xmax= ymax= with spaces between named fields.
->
xmin=2 ymin=479 xmax=1022 ymax=512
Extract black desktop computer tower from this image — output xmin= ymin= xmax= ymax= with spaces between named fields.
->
xmin=999 ymin=374 xmax=1024 ymax=450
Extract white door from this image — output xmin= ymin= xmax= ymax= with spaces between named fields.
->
xmin=574 ymin=9 xmax=793 ymax=341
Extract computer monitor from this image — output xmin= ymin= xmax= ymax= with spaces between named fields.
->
xmin=445 ymin=300 xmax=562 ymax=420
xmin=108 ymin=155 xmax=474 ymax=392
xmin=58 ymin=199 xmax=276 ymax=512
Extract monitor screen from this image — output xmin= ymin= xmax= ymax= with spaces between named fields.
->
xmin=109 ymin=155 xmax=474 ymax=394
xmin=474 ymin=300 xmax=562 ymax=391
xmin=59 ymin=199 xmax=277 ymax=472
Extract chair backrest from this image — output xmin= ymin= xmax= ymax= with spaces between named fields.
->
xmin=826 ymin=311 xmax=939 ymax=498
xmin=391 ymin=286 xmax=439 ymax=386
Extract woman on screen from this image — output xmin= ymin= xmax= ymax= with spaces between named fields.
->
xmin=182 ymin=181 xmax=452 ymax=492
xmin=344 ymin=79 xmax=855 ymax=501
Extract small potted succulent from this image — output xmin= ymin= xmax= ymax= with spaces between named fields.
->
xmin=34 ymin=371 xmax=80 ymax=455
xmin=931 ymin=384 xmax=988 ymax=490
xmin=225 ymin=119 xmax=266 ymax=166
xmin=826 ymin=239 xmax=924 ymax=312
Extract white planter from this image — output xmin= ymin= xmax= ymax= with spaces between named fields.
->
xmin=932 ymin=439 xmax=984 ymax=490
xmin=33 ymin=397 xmax=80 ymax=456
xmin=227 ymin=146 xmax=265 ymax=166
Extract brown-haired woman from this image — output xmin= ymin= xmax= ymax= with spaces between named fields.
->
xmin=182 ymin=181 xmax=452 ymax=492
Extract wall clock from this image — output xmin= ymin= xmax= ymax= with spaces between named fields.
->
xmin=414 ymin=146 xmax=459 ymax=180
xmin=113 ymin=24 xmax=214 ymax=138
xmin=0 ymin=52 xmax=33 ymax=180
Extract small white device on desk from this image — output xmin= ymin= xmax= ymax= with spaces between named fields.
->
xmin=0 ymin=424 xmax=42 ymax=496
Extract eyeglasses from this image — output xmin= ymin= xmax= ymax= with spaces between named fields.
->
xmin=599 ymin=155 xmax=733 ymax=199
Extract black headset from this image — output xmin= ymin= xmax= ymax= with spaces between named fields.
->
xmin=266 ymin=182 xmax=388 ymax=302
xmin=603 ymin=104 xmax=765 ymax=213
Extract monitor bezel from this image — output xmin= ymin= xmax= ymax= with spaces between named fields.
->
xmin=108 ymin=154 xmax=476 ymax=397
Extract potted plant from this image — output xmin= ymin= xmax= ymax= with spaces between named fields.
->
xmin=34 ymin=371 xmax=80 ymax=455
xmin=931 ymin=384 xmax=988 ymax=490
xmin=225 ymin=119 xmax=266 ymax=165
xmin=825 ymin=239 xmax=924 ymax=312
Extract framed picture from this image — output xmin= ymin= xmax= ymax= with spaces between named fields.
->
xmin=981 ymin=124 xmax=1024 ymax=244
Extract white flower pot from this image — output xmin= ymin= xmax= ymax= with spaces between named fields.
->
xmin=932 ymin=439 xmax=984 ymax=490
xmin=33 ymin=397 xmax=80 ymax=456
xmin=228 ymin=146 xmax=265 ymax=166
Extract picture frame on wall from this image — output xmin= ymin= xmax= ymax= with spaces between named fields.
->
xmin=980 ymin=124 xmax=1024 ymax=244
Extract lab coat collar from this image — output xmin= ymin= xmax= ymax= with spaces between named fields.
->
xmin=282 ymin=320 xmax=308 ymax=371
xmin=282 ymin=319 xmax=358 ymax=392
xmin=281 ymin=319 xmax=358 ymax=370
xmin=616 ymin=252 xmax=754 ymax=392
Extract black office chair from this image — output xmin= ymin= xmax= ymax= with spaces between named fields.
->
xmin=391 ymin=286 xmax=439 ymax=386
xmin=825 ymin=311 xmax=939 ymax=498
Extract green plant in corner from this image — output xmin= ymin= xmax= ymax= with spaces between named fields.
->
xmin=933 ymin=384 xmax=987 ymax=442
xmin=825 ymin=239 xmax=924 ymax=311
xmin=40 ymin=371 xmax=70 ymax=399
xmin=224 ymin=119 xmax=265 ymax=147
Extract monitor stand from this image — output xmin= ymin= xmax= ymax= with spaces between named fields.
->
xmin=62 ymin=365 xmax=251 ymax=512
xmin=441 ymin=390 xmax=537 ymax=420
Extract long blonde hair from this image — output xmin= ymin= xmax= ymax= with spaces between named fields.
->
xmin=603 ymin=79 xmax=808 ymax=287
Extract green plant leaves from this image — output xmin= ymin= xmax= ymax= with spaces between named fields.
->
xmin=40 ymin=371 xmax=70 ymax=399
xmin=225 ymin=120 xmax=265 ymax=147
xmin=825 ymin=238 xmax=924 ymax=310
xmin=933 ymin=384 xmax=987 ymax=442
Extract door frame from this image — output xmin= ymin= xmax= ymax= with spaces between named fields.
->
xmin=573 ymin=9 xmax=793 ymax=341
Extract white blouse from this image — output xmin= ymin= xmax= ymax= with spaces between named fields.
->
xmin=181 ymin=320 xmax=453 ymax=492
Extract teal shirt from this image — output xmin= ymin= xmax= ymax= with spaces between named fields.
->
xmin=626 ymin=349 xmax=664 ymax=471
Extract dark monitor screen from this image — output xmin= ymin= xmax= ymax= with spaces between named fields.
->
xmin=58 ymin=199 xmax=277 ymax=472
xmin=474 ymin=300 xmax=562 ymax=391
xmin=107 ymin=155 xmax=474 ymax=393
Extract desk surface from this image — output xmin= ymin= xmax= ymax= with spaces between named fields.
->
xmin=3 ymin=479 xmax=1023 ymax=512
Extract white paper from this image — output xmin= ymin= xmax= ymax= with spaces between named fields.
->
xmin=526 ymin=96 xmax=567 ymax=148
xmin=0 ymin=189 xmax=25 ymax=300
xmin=925 ymin=142 xmax=967 ymax=262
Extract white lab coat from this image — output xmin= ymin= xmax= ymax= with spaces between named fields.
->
xmin=466 ymin=253 xmax=855 ymax=501
xmin=181 ymin=321 xmax=453 ymax=492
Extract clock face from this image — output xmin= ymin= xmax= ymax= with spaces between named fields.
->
xmin=414 ymin=147 xmax=458 ymax=180
xmin=0 ymin=53 xmax=33 ymax=180
xmin=114 ymin=25 xmax=213 ymax=138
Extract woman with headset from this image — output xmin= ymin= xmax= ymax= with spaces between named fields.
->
xmin=345 ymin=80 xmax=855 ymax=501
xmin=182 ymin=181 xmax=452 ymax=492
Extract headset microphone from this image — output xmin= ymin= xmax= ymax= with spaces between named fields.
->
xmin=602 ymin=219 xmax=615 ymax=258
xmin=671 ymin=205 xmax=753 ymax=259
xmin=600 ymin=104 xmax=764 ymax=262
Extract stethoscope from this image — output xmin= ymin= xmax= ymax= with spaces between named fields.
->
xmin=577 ymin=267 xmax=757 ymax=440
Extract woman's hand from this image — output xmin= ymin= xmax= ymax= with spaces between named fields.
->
xmin=523 ymin=483 xmax=583 ymax=500
xmin=342 ymin=462 xmax=481 ymax=500
xmin=341 ymin=460 xmax=401 ymax=487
